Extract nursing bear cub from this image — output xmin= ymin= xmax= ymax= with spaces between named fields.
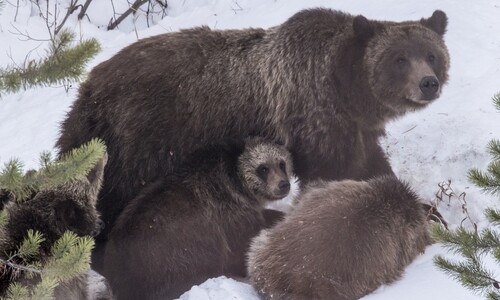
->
xmin=103 ymin=139 xmax=293 ymax=300
xmin=56 ymin=8 xmax=450 ymax=258
xmin=248 ymin=176 xmax=435 ymax=300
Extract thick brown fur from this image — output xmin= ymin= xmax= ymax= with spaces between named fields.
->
xmin=247 ymin=176 xmax=432 ymax=300
xmin=0 ymin=155 xmax=112 ymax=300
xmin=56 ymin=8 xmax=450 ymax=266
xmin=103 ymin=139 xmax=293 ymax=300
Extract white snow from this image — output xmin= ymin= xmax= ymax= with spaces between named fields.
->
xmin=1 ymin=0 xmax=499 ymax=299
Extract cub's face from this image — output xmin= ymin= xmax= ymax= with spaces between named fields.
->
xmin=238 ymin=141 xmax=293 ymax=202
xmin=363 ymin=11 xmax=450 ymax=115
xmin=254 ymin=159 xmax=290 ymax=200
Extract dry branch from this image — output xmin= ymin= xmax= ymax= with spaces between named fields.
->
xmin=107 ymin=0 xmax=149 ymax=30
xmin=77 ymin=0 xmax=93 ymax=20
xmin=55 ymin=0 xmax=80 ymax=35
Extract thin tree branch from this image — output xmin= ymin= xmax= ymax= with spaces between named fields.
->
xmin=0 ymin=258 xmax=42 ymax=275
xmin=55 ymin=0 xmax=80 ymax=36
xmin=107 ymin=0 xmax=148 ymax=30
xmin=77 ymin=0 xmax=93 ymax=20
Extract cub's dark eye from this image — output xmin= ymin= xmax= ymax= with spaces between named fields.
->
xmin=256 ymin=165 xmax=269 ymax=180
xmin=279 ymin=161 xmax=286 ymax=172
xmin=428 ymin=54 xmax=435 ymax=62
xmin=396 ymin=57 xmax=407 ymax=65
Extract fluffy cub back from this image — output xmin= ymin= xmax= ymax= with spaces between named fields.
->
xmin=248 ymin=175 xmax=432 ymax=300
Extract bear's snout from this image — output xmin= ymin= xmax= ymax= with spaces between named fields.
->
xmin=419 ymin=76 xmax=440 ymax=100
xmin=278 ymin=180 xmax=291 ymax=196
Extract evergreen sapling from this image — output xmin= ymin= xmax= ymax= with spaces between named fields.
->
xmin=432 ymin=92 xmax=500 ymax=300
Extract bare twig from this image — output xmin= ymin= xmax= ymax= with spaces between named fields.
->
xmin=155 ymin=0 xmax=168 ymax=18
xmin=77 ymin=0 xmax=93 ymax=20
xmin=231 ymin=0 xmax=243 ymax=14
xmin=147 ymin=0 xmax=168 ymax=27
xmin=14 ymin=0 xmax=20 ymax=22
xmin=108 ymin=0 xmax=117 ymax=30
xmin=55 ymin=0 xmax=80 ymax=35
xmin=8 ymin=23 xmax=51 ymax=42
xmin=155 ymin=0 xmax=167 ymax=8
xmin=45 ymin=0 xmax=54 ymax=41
xmin=431 ymin=179 xmax=477 ymax=233
xmin=107 ymin=0 xmax=148 ymax=30
xmin=30 ymin=0 xmax=56 ymax=42
xmin=402 ymin=125 xmax=417 ymax=134
xmin=0 ymin=257 xmax=42 ymax=275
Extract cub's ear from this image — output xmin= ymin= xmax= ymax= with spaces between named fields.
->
xmin=353 ymin=15 xmax=374 ymax=41
xmin=421 ymin=10 xmax=448 ymax=36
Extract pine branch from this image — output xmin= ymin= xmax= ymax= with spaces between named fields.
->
xmin=0 ymin=30 xmax=100 ymax=95
xmin=4 ymin=282 xmax=30 ymax=300
xmin=0 ymin=159 xmax=30 ymax=200
xmin=468 ymin=167 xmax=500 ymax=195
xmin=16 ymin=230 xmax=45 ymax=261
xmin=432 ymin=225 xmax=477 ymax=257
xmin=487 ymin=290 xmax=500 ymax=300
xmin=434 ymin=255 xmax=499 ymax=295
xmin=488 ymin=140 xmax=500 ymax=161
xmin=30 ymin=277 xmax=58 ymax=300
xmin=0 ymin=257 xmax=42 ymax=275
xmin=39 ymin=152 xmax=52 ymax=170
xmin=486 ymin=208 xmax=500 ymax=225
xmin=44 ymin=233 xmax=94 ymax=282
xmin=493 ymin=92 xmax=500 ymax=112
xmin=436 ymin=91 xmax=500 ymax=299
xmin=0 ymin=232 xmax=93 ymax=299
xmin=0 ymin=138 xmax=106 ymax=201
xmin=432 ymin=224 xmax=500 ymax=257
xmin=35 ymin=138 xmax=106 ymax=191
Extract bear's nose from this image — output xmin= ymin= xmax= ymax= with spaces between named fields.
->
xmin=419 ymin=76 xmax=440 ymax=100
xmin=278 ymin=180 xmax=290 ymax=194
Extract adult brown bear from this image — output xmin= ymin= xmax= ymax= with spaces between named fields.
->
xmin=56 ymin=8 xmax=450 ymax=266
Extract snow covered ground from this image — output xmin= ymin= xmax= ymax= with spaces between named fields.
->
xmin=1 ymin=0 xmax=499 ymax=299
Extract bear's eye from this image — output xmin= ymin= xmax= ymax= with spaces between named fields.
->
xmin=279 ymin=161 xmax=286 ymax=172
xmin=396 ymin=57 xmax=407 ymax=65
xmin=428 ymin=54 xmax=435 ymax=62
xmin=256 ymin=165 xmax=269 ymax=180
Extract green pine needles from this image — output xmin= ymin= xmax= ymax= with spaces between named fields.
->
xmin=2 ymin=232 xmax=94 ymax=300
xmin=0 ymin=139 xmax=106 ymax=201
xmin=0 ymin=29 xmax=100 ymax=96
xmin=0 ymin=139 xmax=105 ymax=299
xmin=432 ymin=224 xmax=500 ymax=299
xmin=432 ymin=92 xmax=500 ymax=300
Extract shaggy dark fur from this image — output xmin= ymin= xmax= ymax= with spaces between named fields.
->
xmin=103 ymin=139 xmax=293 ymax=300
xmin=0 ymin=156 xmax=112 ymax=300
xmin=247 ymin=176 xmax=434 ymax=300
xmin=56 ymin=8 xmax=450 ymax=266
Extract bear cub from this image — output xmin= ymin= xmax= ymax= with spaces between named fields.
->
xmin=103 ymin=138 xmax=293 ymax=300
xmin=248 ymin=176 xmax=438 ymax=300
xmin=0 ymin=155 xmax=112 ymax=300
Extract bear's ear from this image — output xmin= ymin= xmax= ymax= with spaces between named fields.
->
xmin=421 ymin=10 xmax=448 ymax=36
xmin=353 ymin=15 xmax=374 ymax=41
